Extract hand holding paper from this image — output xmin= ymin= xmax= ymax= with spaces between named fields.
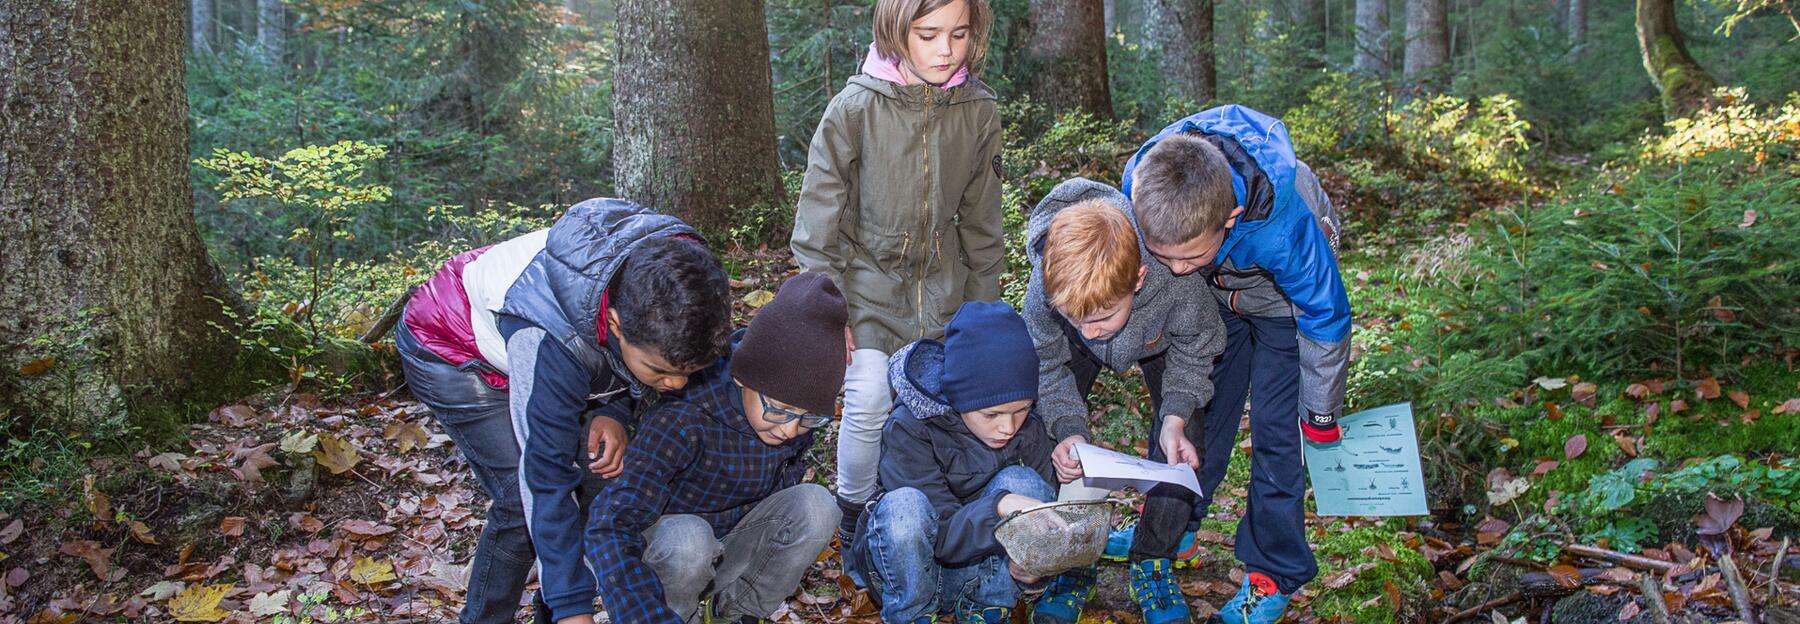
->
xmin=1070 ymin=442 xmax=1204 ymax=496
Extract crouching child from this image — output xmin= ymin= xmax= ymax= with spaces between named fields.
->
xmin=845 ymin=301 xmax=1062 ymax=624
xmin=586 ymin=273 xmax=850 ymax=624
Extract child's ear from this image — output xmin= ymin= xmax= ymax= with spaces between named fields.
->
xmin=1226 ymin=205 xmax=1247 ymax=229
xmin=1134 ymin=265 xmax=1149 ymax=292
xmin=606 ymin=308 xmax=623 ymax=336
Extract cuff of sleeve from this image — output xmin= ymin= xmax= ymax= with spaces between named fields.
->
xmin=546 ymin=595 xmax=596 ymax=622
xmin=1159 ymin=393 xmax=1199 ymax=422
xmin=1048 ymin=415 xmax=1091 ymax=444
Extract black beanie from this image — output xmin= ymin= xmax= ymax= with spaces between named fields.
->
xmin=732 ymin=272 xmax=849 ymax=416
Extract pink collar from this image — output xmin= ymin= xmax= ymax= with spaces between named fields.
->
xmin=861 ymin=42 xmax=968 ymax=89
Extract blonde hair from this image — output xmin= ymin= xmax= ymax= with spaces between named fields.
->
xmin=872 ymin=0 xmax=993 ymax=75
xmin=1043 ymin=201 xmax=1142 ymax=319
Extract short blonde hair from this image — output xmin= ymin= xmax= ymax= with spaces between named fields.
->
xmin=873 ymin=0 xmax=993 ymax=74
xmin=1043 ymin=201 xmax=1141 ymax=319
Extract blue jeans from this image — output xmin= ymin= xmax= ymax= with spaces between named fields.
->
xmin=852 ymin=465 xmax=1057 ymax=622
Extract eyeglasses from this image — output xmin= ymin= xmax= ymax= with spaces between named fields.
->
xmin=757 ymin=392 xmax=832 ymax=429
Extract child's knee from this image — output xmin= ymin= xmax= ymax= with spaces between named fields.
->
xmin=991 ymin=465 xmax=1055 ymax=501
xmin=775 ymin=483 xmax=840 ymax=545
xmin=868 ymin=488 xmax=936 ymax=541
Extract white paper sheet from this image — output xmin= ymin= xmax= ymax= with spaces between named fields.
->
xmin=1072 ymin=442 xmax=1204 ymax=496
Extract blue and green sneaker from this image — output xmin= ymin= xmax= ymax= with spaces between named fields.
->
xmin=1030 ymin=564 xmax=1096 ymax=623
xmin=1217 ymin=572 xmax=1291 ymax=624
xmin=1129 ymin=558 xmax=1193 ymax=624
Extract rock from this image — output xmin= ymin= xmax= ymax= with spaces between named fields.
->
xmin=284 ymin=455 xmax=317 ymax=507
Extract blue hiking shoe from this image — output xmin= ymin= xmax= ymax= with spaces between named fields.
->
xmin=955 ymin=604 xmax=1011 ymax=624
xmin=1030 ymin=564 xmax=1096 ymax=623
xmin=1103 ymin=523 xmax=1205 ymax=566
xmin=1217 ymin=572 xmax=1291 ymax=624
xmin=1129 ymin=559 xmax=1193 ymax=624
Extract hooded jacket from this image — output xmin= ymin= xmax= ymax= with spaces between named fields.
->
xmin=872 ymin=340 xmax=1057 ymax=566
xmin=1022 ymin=179 xmax=1225 ymax=443
xmin=789 ymin=48 xmax=1005 ymax=355
xmin=1121 ymin=105 xmax=1351 ymax=424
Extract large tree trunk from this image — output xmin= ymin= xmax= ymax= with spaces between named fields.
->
xmin=1403 ymin=0 xmax=1449 ymax=89
xmin=1636 ymin=0 xmax=1717 ymax=121
xmin=1 ymin=0 xmax=271 ymax=428
xmin=1288 ymin=0 xmax=1327 ymax=70
xmin=257 ymin=0 xmax=284 ymax=61
xmin=1023 ymin=0 xmax=1114 ymax=119
xmin=191 ymin=0 xmax=213 ymax=52
xmin=613 ymin=0 xmax=785 ymax=233
xmin=1144 ymin=0 xmax=1216 ymax=105
xmin=1569 ymin=0 xmax=1588 ymax=47
xmin=1353 ymin=0 xmax=1390 ymax=76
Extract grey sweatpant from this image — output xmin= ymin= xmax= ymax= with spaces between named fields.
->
xmin=835 ymin=348 xmax=893 ymax=504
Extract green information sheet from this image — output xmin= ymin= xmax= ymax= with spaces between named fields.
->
xmin=1303 ymin=402 xmax=1429 ymax=517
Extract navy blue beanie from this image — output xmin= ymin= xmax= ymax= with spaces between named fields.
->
xmin=941 ymin=301 xmax=1039 ymax=413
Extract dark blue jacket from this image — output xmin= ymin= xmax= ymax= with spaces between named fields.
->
xmin=585 ymin=335 xmax=815 ymax=624
xmin=1121 ymin=105 xmax=1352 ymax=422
xmin=872 ymin=340 xmax=1057 ymax=567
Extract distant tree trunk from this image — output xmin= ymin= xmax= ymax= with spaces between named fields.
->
xmin=237 ymin=0 xmax=256 ymax=44
xmin=1105 ymin=0 xmax=1117 ymax=34
xmin=257 ymin=0 xmax=284 ymax=61
xmin=1288 ymin=0 xmax=1327 ymax=70
xmin=191 ymin=0 xmax=214 ymax=52
xmin=1636 ymin=0 xmax=1718 ymax=121
xmin=613 ymin=0 xmax=785 ymax=232
xmin=1353 ymin=0 xmax=1390 ymax=76
xmin=1 ymin=0 xmax=271 ymax=428
xmin=1023 ymin=0 xmax=1114 ymax=119
xmin=1144 ymin=0 xmax=1216 ymax=105
xmin=1404 ymin=0 xmax=1449 ymax=89
xmin=1568 ymin=0 xmax=1588 ymax=47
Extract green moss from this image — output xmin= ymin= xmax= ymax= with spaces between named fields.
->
xmin=1309 ymin=524 xmax=1435 ymax=624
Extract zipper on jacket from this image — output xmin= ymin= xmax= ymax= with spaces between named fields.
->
xmin=916 ymin=88 xmax=935 ymax=341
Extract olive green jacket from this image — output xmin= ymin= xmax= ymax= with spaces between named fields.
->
xmin=789 ymin=74 xmax=1005 ymax=354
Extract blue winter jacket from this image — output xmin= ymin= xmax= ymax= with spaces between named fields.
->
xmin=1121 ymin=105 xmax=1352 ymax=423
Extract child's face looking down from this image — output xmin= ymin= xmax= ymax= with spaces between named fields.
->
xmin=961 ymin=399 xmax=1032 ymax=448
xmin=901 ymin=0 xmax=972 ymax=85
xmin=608 ymin=310 xmax=705 ymax=393
xmin=1064 ymin=265 xmax=1149 ymax=342
xmin=738 ymin=383 xmax=819 ymax=446
xmin=1143 ymin=206 xmax=1245 ymax=275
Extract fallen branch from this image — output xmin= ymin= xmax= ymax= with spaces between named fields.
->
xmin=1444 ymin=591 xmax=1525 ymax=623
xmin=1640 ymin=573 xmax=1672 ymax=624
xmin=1721 ymin=554 xmax=1759 ymax=624
xmin=358 ymin=284 xmax=417 ymax=343
xmin=1564 ymin=543 xmax=1681 ymax=574
xmin=1773 ymin=537 xmax=1791 ymax=605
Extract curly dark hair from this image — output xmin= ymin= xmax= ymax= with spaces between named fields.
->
xmin=612 ymin=237 xmax=732 ymax=370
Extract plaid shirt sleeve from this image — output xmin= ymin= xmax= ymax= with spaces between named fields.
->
xmin=586 ymin=403 xmax=700 ymax=624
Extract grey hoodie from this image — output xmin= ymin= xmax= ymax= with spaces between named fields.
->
xmin=1022 ymin=179 xmax=1225 ymax=443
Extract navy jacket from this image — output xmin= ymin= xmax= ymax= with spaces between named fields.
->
xmin=872 ymin=340 xmax=1057 ymax=566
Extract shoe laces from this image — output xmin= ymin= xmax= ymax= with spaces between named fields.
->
xmin=1132 ymin=560 xmax=1181 ymax=609
xmin=1041 ymin=567 xmax=1096 ymax=606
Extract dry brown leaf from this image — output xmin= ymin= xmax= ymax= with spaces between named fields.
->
xmin=209 ymin=405 xmax=259 ymax=428
xmin=128 ymin=520 xmax=159 ymax=545
xmin=82 ymin=475 xmax=111 ymax=524
xmin=1696 ymin=377 xmax=1721 ymax=401
xmin=17 ymin=357 xmax=56 ymax=376
xmin=383 ymin=421 xmax=431 ymax=453
xmin=1727 ymin=391 xmax=1750 ymax=409
xmin=313 ymin=433 xmax=362 ymax=475
xmin=1774 ymin=398 xmax=1800 ymax=414
xmin=218 ymin=517 xmax=245 ymax=538
xmin=1548 ymin=564 xmax=1582 ymax=589
xmin=0 ymin=518 xmax=21 ymax=544
xmin=1571 ymin=382 xmax=1598 ymax=407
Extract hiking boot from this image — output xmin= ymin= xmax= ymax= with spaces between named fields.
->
xmin=1030 ymin=564 xmax=1096 ymax=623
xmin=1129 ymin=559 xmax=1193 ymax=624
xmin=1104 ymin=522 xmax=1204 ymax=566
xmin=956 ymin=604 xmax=1012 ymax=624
xmin=1217 ymin=572 xmax=1291 ymax=624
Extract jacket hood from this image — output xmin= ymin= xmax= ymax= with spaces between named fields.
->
xmin=860 ymin=42 xmax=969 ymax=89
xmin=542 ymin=198 xmax=699 ymax=348
xmin=887 ymin=341 xmax=966 ymax=431
xmin=1025 ymin=178 xmax=1145 ymax=267
xmin=846 ymin=74 xmax=995 ymax=108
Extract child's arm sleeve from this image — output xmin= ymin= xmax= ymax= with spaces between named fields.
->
xmin=956 ymin=108 xmax=1006 ymax=301
xmin=1022 ymin=265 xmax=1091 ymax=443
xmin=1272 ymin=170 xmax=1352 ymax=422
xmin=506 ymin=326 xmax=603 ymax=622
xmin=586 ymin=409 xmax=697 ymax=624
xmin=878 ymin=420 xmax=1013 ymax=566
xmin=1159 ymin=294 xmax=1226 ymax=423
xmin=790 ymin=97 xmax=860 ymax=283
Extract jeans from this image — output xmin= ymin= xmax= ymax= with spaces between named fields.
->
xmin=397 ymin=323 xmax=606 ymax=623
xmin=641 ymin=484 xmax=841 ymax=622
xmin=851 ymin=466 xmax=1057 ymax=622
xmin=836 ymin=348 xmax=893 ymax=505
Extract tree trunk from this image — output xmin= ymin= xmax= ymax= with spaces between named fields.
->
xmin=1288 ymin=0 xmax=1327 ymax=69
xmin=1 ymin=0 xmax=273 ymax=429
xmin=1105 ymin=0 xmax=1117 ymax=34
xmin=1403 ymin=0 xmax=1449 ymax=89
xmin=257 ymin=0 xmax=284 ymax=61
xmin=1636 ymin=0 xmax=1718 ymax=121
xmin=1023 ymin=0 xmax=1114 ymax=119
xmin=1354 ymin=0 xmax=1390 ymax=76
xmin=1569 ymin=0 xmax=1588 ymax=47
xmin=237 ymin=0 xmax=256 ymax=44
xmin=1144 ymin=0 xmax=1216 ymax=105
xmin=612 ymin=0 xmax=785 ymax=233
xmin=191 ymin=0 xmax=213 ymax=52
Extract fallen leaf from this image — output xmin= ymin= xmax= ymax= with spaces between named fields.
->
xmin=1774 ymin=398 xmax=1800 ymax=414
xmin=339 ymin=520 xmax=398 ymax=538
xmin=279 ymin=431 xmax=318 ymax=455
xmin=0 ymin=519 xmax=21 ymax=544
xmin=1727 ymin=391 xmax=1750 ymax=409
xmin=742 ymin=289 xmax=775 ymax=309
xmin=229 ymin=443 xmax=279 ymax=484
xmin=1487 ymin=478 xmax=1530 ymax=506
xmin=383 ymin=421 xmax=430 ymax=453
xmin=148 ymin=453 xmax=188 ymax=474
xmin=1548 ymin=564 xmax=1582 ymax=589
xmin=1564 ymin=434 xmax=1588 ymax=460
xmin=313 ymin=433 xmax=362 ymax=475
xmin=1613 ymin=432 xmax=1639 ymax=457
xmin=5 ymin=567 xmax=27 ymax=588
xmin=82 ymin=475 xmax=111 ymax=524
xmin=1670 ymin=399 xmax=1689 ymax=414
xmin=209 ymin=404 xmax=259 ymax=428
xmin=1383 ymin=578 xmax=1402 ymax=611
xmin=1618 ymin=601 xmax=1641 ymax=620
xmin=140 ymin=580 xmax=186 ymax=601
xmin=218 ymin=517 xmax=245 ymax=538
xmin=127 ymin=520 xmax=159 ymax=545
xmin=1738 ymin=209 xmax=1756 ymax=228
xmin=1535 ymin=376 xmax=1569 ymax=391
xmin=1531 ymin=460 xmax=1560 ymax=476
xmin=1696 ymin=377 xmax=1721 ymax=401
xmin=1625 ymin=383 xmax=1652 ymax=399
xmin=18 ymin=357 xmax=56 ymax=376
xmin=167 ymin=583 xmax=232 ymax=622
xmin=58 ymin=540 xmax=118 ymax=582
xmin=348 ymin=557 xmax=397 ymax=586
xmin=1546 ymin=401 xmax=1565 ymax=421
xmin=1572 ymin=383 xmax=1598 ymax=407
xmin=247 ymin=590 xmax=291 ymax=616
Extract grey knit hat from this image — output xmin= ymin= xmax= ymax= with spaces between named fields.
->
xmin=732 ymin=272 xmax=849 ymax=416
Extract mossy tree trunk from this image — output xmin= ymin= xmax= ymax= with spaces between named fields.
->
xmin=1403 ymin=0 xmax=1449 ymax=90
xmin=1636 ymin=0 xmax=1718 ymax=121
xmin=1023 ymin=0 xmax=1114 ymax=120
xmin=1144 ymin=0 xmax=1217 ymax=106
xmin=612 ymin=0 xmax=786 ymax=234
xmin=1 ymin=0 xmax=279 ymax=431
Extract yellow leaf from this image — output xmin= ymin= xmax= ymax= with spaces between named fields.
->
xmin=17 ymin=357 xmax=55 ymax=376
xmin=349 ymin=556 xmax=397 ymax=586
xmin=742 ymin=289 xmax=775 ymax=309
xmin=168 ymin=583 xmax=232 ymax=622
xmin=312 ymin=433 xmax=362 ymax=475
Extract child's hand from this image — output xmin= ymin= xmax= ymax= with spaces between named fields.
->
xmin=1158 ymin=416 xmax=1200 ymax=469
xmin=1051 ymin=435 xmax=1087 ymax=483
xmin=1008 ymin=560 xmax=1042 ymax=584
xmin=997 ymin=493 xmax=1042 ymax=517
xmin=586 ymin=415 xmax=628 ymax=478
xmin=556 ymin=616 xmax=595 ymax=624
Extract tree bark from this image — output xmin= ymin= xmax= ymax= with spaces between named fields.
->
xmin=1023 ymin=0 xmax=1114 ymax=119
xmin=1636 ymin=0 xmax=1718 ymax=121
xmin=1569 ymin=0 xmax=1588 ymax=47
xmin=1288 ymin=0 xmax=1327 ymax=70
xmin=1144 ymin=0 xmax=1216 ymax=105
xmin=237 ymin=0 xmax=256 ymax=44
xmin=1 ymin=0 xmax=272 ymax=427
xmin=1104 ymin=0 xmax=1117 ymax=34
xmin=191 ymin=0 xmax=213 ymax=52
xmin=257 ymin=0 xmax=284 ymax=61
xmin=612 ymin=0 xmax=786 ymax=233
xmin=1354 ymin=0 xmax=1390 ymax=76
xmin=1403 ymin=0 xmax=1449 ymax=89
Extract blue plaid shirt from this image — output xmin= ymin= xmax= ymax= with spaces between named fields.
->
xmin=585 ymin=348 xmax=816 ymax=624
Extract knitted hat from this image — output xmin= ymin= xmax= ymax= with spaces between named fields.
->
xmin=941 ymin=301 xmax=1039 ymax=413
xmin=732 ymin=273 xmax=849 ymax=416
